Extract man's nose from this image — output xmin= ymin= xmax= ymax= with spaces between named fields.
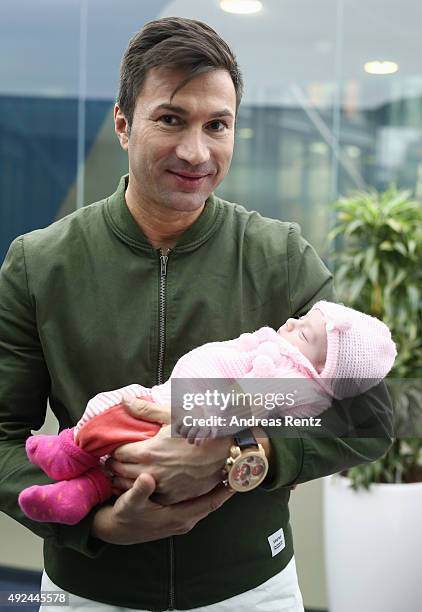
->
xmin=175 ymin=129 xmax=210 ymax=166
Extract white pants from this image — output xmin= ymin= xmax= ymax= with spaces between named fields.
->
xmin=40 ymin=557 xmax=304 ymax=611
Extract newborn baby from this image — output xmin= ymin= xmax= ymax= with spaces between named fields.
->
xmin=19 ymin=301 xmax=396 ymax=524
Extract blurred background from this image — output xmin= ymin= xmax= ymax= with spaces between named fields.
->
xmin=1 ymin=1 xmax=421 ymax=610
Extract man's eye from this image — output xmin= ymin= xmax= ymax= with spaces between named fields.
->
xmin=208 ymin=120 xmax=227 ymax=132
xmin=159 ymin=115 xmax=180 ymax=126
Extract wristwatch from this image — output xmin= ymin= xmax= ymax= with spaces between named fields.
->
xmin=222 ymin=429 xmax=269 ymax=492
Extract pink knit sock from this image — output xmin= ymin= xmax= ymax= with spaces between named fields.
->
xmin=26 ymin=428 xmax=99 ymax=480
xmin=18 ymin=468 xmax=112 ymax=525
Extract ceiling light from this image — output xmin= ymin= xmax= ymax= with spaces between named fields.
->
xmin=364 ymin=61 xmax=398 ymax=75
xmin=220 ymin=0 xmax=263 ymax=15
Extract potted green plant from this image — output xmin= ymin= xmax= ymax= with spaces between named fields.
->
xmin=322 ymin=187 xmax=422 ymax=612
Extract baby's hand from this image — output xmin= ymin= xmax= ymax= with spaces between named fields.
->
xmin=178 ymin=424 xmax=213 ymax=446
xmin=174 ymin=408 xmax=218 ymax=445
xmin=172 ymin=396 xmax=227 ymax=446
xmin=174 ymin=404 xmax=248 ymax=445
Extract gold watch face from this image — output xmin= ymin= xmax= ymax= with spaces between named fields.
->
xmin=228 ymin=451 xmax=268 ymax=492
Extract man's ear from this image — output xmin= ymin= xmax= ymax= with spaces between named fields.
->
xmin=114 ymin=104 xmax=129 ymax=150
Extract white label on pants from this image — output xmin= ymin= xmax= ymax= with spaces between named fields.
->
xmin=268 ymin=527 xmax=285 ymax=557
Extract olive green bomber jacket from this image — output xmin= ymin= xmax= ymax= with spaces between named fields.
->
xmin=0 ymin=176 xmax=393 ymax=610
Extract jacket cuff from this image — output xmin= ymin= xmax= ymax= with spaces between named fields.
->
xmin=260 ymin=436 xmax=304 ymax=491
xmin=55 ymin=504 xmax=109 ymax=558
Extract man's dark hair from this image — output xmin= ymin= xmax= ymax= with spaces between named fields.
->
xmin=117 ymin=17 xmax=243 ymax=129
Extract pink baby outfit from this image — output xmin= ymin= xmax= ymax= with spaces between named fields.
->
xmin=309 ymin=300 xmax=397 ymax=399
xmin=19 ymin=302 xmax=396 ymax=525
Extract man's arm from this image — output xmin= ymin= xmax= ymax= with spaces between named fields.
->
xmin=0 ymin=237 xmax=108 ymax=555
xmin=260 ymin=223 xmax=393 ymax=490
xmin=260 ymin=383 xmax=393 ymax=490
xmin=0 ymin=238 xmax=235 ymax=549
xmin=100 ymin=223 xmax=393 ymax=508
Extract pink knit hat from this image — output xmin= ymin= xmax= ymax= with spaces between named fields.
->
xmin=309 ymin=301 xmax=397 ymax=399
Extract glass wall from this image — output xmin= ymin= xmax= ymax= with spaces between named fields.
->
xmin=0 ymin=0 xmax=169 ymax=261
xmin=1 ymin=0 xmax=421 ymax=260
xmin=0 ymin=0 xmax=78 ymax=260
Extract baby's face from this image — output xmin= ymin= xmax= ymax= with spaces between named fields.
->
xmin=277 ymin=309 xmax=327 ymax=372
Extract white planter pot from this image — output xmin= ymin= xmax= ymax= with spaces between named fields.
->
xmin=323 ymin=474 xmax=422 ymax=612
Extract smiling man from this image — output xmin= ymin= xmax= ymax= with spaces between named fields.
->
xmin=0 ymin=17 xmax=393 ymax=612
xmin=114 ymin=65 xmax=237 ymax=248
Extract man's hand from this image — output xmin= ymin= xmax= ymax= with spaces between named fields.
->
xmin=122 ymin=394 xmax=171 ymax=425
xmin=108 ymin=398 xmax=233 ymax=505
xmin=92 ymin=473 xmax=235 ymax=545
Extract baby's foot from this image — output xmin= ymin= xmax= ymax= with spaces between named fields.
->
xmin=26 ymin=429 xmax=99 ymax=480
xmin=18 ymin=469 xmax=112 ymax=525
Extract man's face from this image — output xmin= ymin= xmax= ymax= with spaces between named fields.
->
xmin=115 ymin=66 xmax=237 ymax=213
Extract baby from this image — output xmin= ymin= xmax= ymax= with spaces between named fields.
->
xmin=19 ymin=301 xmax=396 ymax=525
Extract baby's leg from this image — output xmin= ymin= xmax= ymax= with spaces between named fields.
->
xmin=26 ymin=383 xmax=156 ymax=479
xmin=18 ymin=468 xmax=111 ymax=525
xmin=74 ymin=383 xmax=154 ymax=438
xmin=26 ymin=428 xmax=99 ymax=480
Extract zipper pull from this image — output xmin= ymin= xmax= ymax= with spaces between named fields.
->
xmin=160 ymin=254 xmax=168 ymax=277
xmin=159 ymin=248 xmax=170 ymax=277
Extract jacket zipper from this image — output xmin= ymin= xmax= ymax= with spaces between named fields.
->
xmin=157 ymin=249 xmax=175 ymax=610
xmin=168 ymin=536 xmax=175 ymax=610
xmin=157 ymin=250 xmax=168 ymax=385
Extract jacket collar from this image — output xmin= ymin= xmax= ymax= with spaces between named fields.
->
xmin=104 ymin=175 xmax=224 ymax=254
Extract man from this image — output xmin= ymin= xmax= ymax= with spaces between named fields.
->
xmin=0 ymin=17 xmax=392 ymax=611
